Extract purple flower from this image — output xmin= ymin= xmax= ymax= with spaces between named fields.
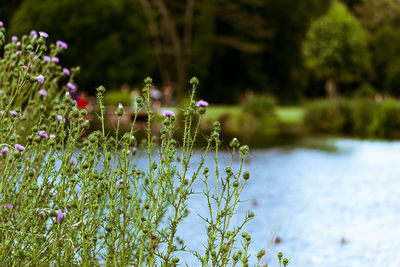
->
xmin=0 ymin=21 xmax=3 ymax=27
xmin=117 ymin=179 xmax=124 ymax=185
xmin=50 ymin=134 xmax=56 ymax=138
xmin=52 ymin=57 xmax=59 ymax=63
xmin=44 ymin=56 xmax=50 ymax=63
xmin=38 ymin=131 xmax=48 ymax=138
xmin=30 ymin=30 xmax=38 ymax=38
xmin=39 ymin=31 xmax=48 ymax=38
xmin=10 ymin=110 xmax=17 ymax=116
xmin=163 ymin=110 xmax=175 ymax=117
xmin=132 ymin=146 xmax=137 ymax=151
xmin=1 ymin=147 xmax=9 ymax=154
xmin=16 ymin=50 xmax=21 ymax=55
xmin=11 ymin=36 xmax=18 ymax=42
xmin=56 ymin=40 xmax=68 ymax=49
xmin=57 ymin=115 xmax=63 ymax=122
xmin=37 ymin=75 xmax=44 ymax=84
xmin=56 ymin=210 xmax=63 ymax=222
xmin=63 ymin=68 xmax=70 ymax=76
xmin=14 ymin=144 xmax=25 ymax=152
xmin=17 ymin=41 xmax=21 ymax=47
xmin=0 ymin=110 xmax=3 ymax=115
xmin=3 ymin=204 xmax=12 ymax=209
xmin=39 ymin=89 xmax=47 ymax=96
xmin=66 ymin=82 xmax=76 ymax=91
xmin=196 ymin=100 xmax=209 ymax=107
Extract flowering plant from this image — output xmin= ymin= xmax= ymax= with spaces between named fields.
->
xmin=0 ymin=23 xmax=289 ymax=266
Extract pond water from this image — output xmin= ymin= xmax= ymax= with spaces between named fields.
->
xmin=176 ymin=139 xmax=400 ymax=266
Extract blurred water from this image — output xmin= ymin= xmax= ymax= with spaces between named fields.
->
xmin=176 ymin=139 xmax=400 ymax=266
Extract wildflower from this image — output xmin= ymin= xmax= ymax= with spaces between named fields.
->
xmin=56 ymin=210 xmax=63 ymax=222
xmin=1 ymin=147 xmax=9 ymax=154
xmin=63 ymin=68 xmax=70 ymax=76
xmin=0 ymin=21 xmax=3 ymax=27
xmin=10 ymin=110 xmax=17 ymax=116
xmin=16 ymin=50 xmax=21 ymax=55
xmin=163 ymin=110 xmax=175 ymax=117
xmin=117 ymin=179 xmax=124 ymax=185
xmin=17 ymin=41 xmax=20 ymax=46
xmin=30 ymin=30 xmax=38 ymax=38
xmin=39 ymin=89 xmax=47 ymax=96
xmin=50 ymin=134 xmax=56 ymax=138
xmin=44 ymin=56 xmax=50 ymax=63
xmin=11 ymin=36 xmax=17 ymax=42
xmin=57 ymin=115 xmax=65 ymax=122
xmin=38 ymin=131 xmax=48 ymax=138
xmin=196 ymin=100 xmax=209 ymax=107
xmin=14 ymin=144 xmax=25 ymax=152
xmin=0 ymin=111 xmax=3 ymax=115
xmin=3 ymin=204 xmax=12 ymax=209
xmin=67 ymin=82 xmax=76 ymax=91
xmin=39 ymin=31 xmax=48 ymax=38
xmin=37 ymin=75 xmax=44 ymax=84
xmin=52 ymin=57 xmax=59 ymax=63
xmin=56 ymin=40 xmax=68 ymax=49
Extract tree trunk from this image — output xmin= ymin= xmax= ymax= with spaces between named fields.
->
xmin=325 ymin=77 xmax=338 ymax=99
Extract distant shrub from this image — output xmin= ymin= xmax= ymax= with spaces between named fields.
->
xmin=242 ymin=94 xmax=276 ymax=118
xmin=304 ymin=98 xmax=400 ymax=138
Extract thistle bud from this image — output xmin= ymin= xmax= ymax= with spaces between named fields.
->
xmin=116 ymin=103 xmax=124 ymax=117
xmin=189 ymin=77 xmax=199 ymax=86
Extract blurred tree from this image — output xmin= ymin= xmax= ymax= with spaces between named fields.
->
xmin=10 ymin=0 xmax=155 ymax=93
xmin=139 ymin=0 xmax=201 ymax=98
xmin=355 ymin=0 xmax=400 ymax=95
xmin=302 ymin=1 xmax=370 ymax=98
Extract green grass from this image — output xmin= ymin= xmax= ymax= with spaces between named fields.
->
xmin=275 ymin=106 xmax=304 ymax=124
xmin=204 ymin=105 xmax=304 ymax=124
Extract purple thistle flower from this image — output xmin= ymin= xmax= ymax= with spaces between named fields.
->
xmin=38 ymin=131 xmax=48 ymax=138
xmin=117 ymin=179 xmax=124 ymax=185
xmin=39 ymin=89 xmax=47 ymax=96
xmin=57 ymin=115 xmax=63 ymax=122
xmin=3 ymin=204 xmax=12 ymax=209
xmin=63 ymin=68 xmax=70 ymax=76
xmin=52 ymin=57 xmax=59 ymax=63
xmin=30 ymin=30 xmax=38 ymax=38
xmin=163 ymin=110 xmax=175 ymax=117
xmin=37 ymin=75 xmax=44 ymax=84
xmin=10 ymin=110 xmax=17 ymax=116
xmin=17 ymin=41 xmax=21 ymax=46
xmin=196 ymin=100 xmax=209 ymax=107
xmin=56 ymin=210 xmax=63 ymax=222
xmin=14 ymin=144 xmax=25 ymax=152
xmin=56 ymin=40 xmax=68 ymax=49
xmin=44 ymin=56 xmax=50 ymax=63
xmin=0 ymin=21 xmax=3 ymax=27
xmin=16 ymin=50 xmax=21 ymax=55
xmin=39 ymin=31 xmax=48 ymax=38
xmin=1 ymin=147 xmax=9 ymax=154
xmin=67 ymin=82 xmax=76 ymax=91
xmin=11 ymin=36 xmax=18 ymax=42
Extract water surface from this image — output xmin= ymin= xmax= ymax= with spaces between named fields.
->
xmin=177 ymin=139 xmax=400 ymax=266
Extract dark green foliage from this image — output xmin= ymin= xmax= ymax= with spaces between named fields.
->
xmin=9 ymin=0 xmax=155 ymax=93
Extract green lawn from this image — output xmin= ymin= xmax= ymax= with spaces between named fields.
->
xmin=275 ymin=106 xmax=304 ymax=124
xmin=204 ymin=105 xmax=304 ymax=124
